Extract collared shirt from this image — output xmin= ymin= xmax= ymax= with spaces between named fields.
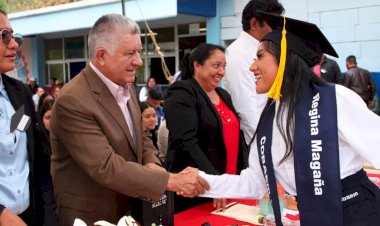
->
xmin=89 ymin=62 xmax=135 ymax=143
xmin=156 ymin=106 xmax=165 ymax=128
xmin=0 ymin=76 xmax=30 ymax=214
xmin=221 ymin=31 xmax=268 ymax=144
xmin=200 ymin=85 xmax=380 ymax=199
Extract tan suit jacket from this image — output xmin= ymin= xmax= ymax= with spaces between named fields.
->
xmin=50 ymin=65 xmax=169 ymax=226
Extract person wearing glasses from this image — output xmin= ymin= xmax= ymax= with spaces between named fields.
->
xmin=0 ymin=9 xmax=43 ymax=226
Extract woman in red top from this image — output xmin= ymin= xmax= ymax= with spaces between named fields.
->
xmin=164 ymin=43 xmax=247 ymax=213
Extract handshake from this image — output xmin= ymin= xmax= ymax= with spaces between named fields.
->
xmin=166 ymin=167 xmax=209 ymax=198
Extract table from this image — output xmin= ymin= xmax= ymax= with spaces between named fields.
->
xmin=174 ymin=169 xmax=380 ymax=226
xmin=365 ymin=168 xmax=380 ymax=187
xmin=174 ymin=199 xmax=260 ymax=226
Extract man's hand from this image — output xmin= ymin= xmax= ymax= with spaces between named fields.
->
xmin=166 ymin=167 xmax=210 ymax=197
xmin=0 ymin=208 xmax=27 ymax=226
xmin=144 ymin=163 xmax=166 ymax=172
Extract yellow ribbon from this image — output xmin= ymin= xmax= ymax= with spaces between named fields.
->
xmin=267 ymin=17 xmax=287 ymax=100
xmin=135 ymin=0 xmax=173 ymax=85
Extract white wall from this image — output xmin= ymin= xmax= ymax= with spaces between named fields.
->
xmin=220 ymin=0 xmax=380 ymax=72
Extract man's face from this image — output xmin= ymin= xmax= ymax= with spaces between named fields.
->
xmin=147 ymin=98 xmax=162 ymax=110
xmin=37 ymin=87 xmax=45 ymax=96
xmin=101 ymin=31 xmax=143 ymax=86
xmin=0 ymin=13 xmax=19 ymax=74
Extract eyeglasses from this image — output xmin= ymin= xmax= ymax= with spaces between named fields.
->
xmin=0 ymin=29 xmax=23 ymax=47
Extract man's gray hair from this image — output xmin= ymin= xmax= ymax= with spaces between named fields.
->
xmin=88 ymin=14 xmax=141 ymax=58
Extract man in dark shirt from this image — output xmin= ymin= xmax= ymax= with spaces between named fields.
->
xmin=313 ymin=54 xmax=342 ymax=84
xmin=344 ymin=55 xmax=376 ymax=106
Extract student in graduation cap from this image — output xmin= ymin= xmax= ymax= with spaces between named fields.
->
xmin=181 ymin=11 xmax=380 ymax=226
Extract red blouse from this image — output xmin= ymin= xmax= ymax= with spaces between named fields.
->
xmin=213 ymin=98 xmax=240 ymax=175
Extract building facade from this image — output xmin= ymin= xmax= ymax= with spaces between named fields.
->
xmin=220 ymin=0 xmax=380 ymax=95
xmin=9 ymin=0 xmax=380 ymax=94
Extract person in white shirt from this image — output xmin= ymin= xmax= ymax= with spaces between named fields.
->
xmin=191 ymin=12 xmax=380 ymax=226
xmin=139 ymin=76 xmax=156 ymax=102
xmin=32 ymin=87 xmax=45 ymax=111
xmin=222 ymin=0 xmax=284 ymax=144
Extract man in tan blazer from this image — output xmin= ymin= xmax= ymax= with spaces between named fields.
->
xmin=50 ymin=14 xmax=208 ymax=226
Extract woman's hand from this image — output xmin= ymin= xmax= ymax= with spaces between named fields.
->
xmin=213 ymin=198 xmax=227 ymax=212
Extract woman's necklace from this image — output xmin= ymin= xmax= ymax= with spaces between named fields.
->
xmin=214 ymin=99 xmax=232 ymax=122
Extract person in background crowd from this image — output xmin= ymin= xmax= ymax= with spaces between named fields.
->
xmin=221 ymin=0 xmax=284 ymax=148
xmin=193 ymin=12 xmax=380 ymax=226
xmin=55 ymin=79 xmax=63 ymax=88
xmin=28 ymin=76 xmax=39 ymax=94
xmin=52 ymin=86 xmax=60 ymax=98
xmin=0 ymin=9 xmax=43 ymax=226
xmin=37 ymin=92 xmax=55 ymax=112
xmin=344 ymin=55 xmax=376 ymax=107
xmin=139 ymin=102 xmax=158 ymax=148
xmin=164 ymin=43 xmax=247 ymax=213
xmin=369 ymin=93 xmax=380 ymax=115
xmin=36 ymin=99 xmax=59 ymax=225
xmin=50 ymin=14 xmax=208 ymax=226
xmin=139 ymin=75 xmax=156 ymax=102
xmin=146 ymin=88 xmax=165 ymax=129
xmin=47 ymin=77 xmax=57 ymax=94
xmin=157 ymin=120 xmax=169 ymax=163
xmin=33 ymin=87 xmax=45 ymax=111
xmin=313 ymin=53 xmax=342 ymax=84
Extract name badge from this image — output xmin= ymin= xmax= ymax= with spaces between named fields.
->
xmin=10 ymin=105 xmax=31 ymax=132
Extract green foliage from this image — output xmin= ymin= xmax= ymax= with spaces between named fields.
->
xmin=8 ymin=0 xmax=82 ymax=13
xmin=0 ymin=0 xmax=9 ymax=13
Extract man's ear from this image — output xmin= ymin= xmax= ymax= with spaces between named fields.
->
xmin=250 ymin=17 xmax=258 ymax=29
xmin=193 ymin=61 xmax=200 ymax=71
xmin=95 ymin=48 xmax=107 ymax=66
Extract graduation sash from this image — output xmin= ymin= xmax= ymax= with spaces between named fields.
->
xmin=257 ymin=82 xmax=342 ymax=226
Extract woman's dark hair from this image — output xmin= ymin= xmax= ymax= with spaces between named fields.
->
xmin=180 ymin=43 xmax=225 ymax=80
xmin=38 ymin=99 xmax=54 ymax=130
xmin=146 ymin=76 xmax=156 ymax=87
xmin=37 ymin=98 xmax=55 ymax=155
xmin=261 ymin=40 xmax=326 ymax=164
xmin=139 ymin=101 xmax=154 ymax=113
xmin=37 ymin=92 xmax=55 ymax=111
xmin=242 ymin=0 xmax=284 ymax=31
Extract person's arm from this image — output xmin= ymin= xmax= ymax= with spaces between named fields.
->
xmin=164 ymin=82 xmax=219 ymax=174
xmin=332 ymin=60 xmax=342 ymax=84
xmin=343 ymin=71 xmax=352 ymax=87
xmin=196 ymin=138 xmax=267 ymax=199
xmin=157 ymin=120 xmax=169 ymax=162
xmin=336 ymin=85 xmax=380 ymax=168
xmin=0 ymin=207 xmax=27 ymax=226
xmin=52 ymin=93 xmax=169 ymax=202
xmin=367 ymin=72 xmax=376 ymax=101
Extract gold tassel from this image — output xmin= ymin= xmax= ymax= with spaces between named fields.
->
xmin=267 ymin=17 xmax=287 ymax=100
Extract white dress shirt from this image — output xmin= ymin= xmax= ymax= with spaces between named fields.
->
xmin=222 ymin=31 xmax=268 ymax=144
xmin=90 ymin=62 xmax=135 ymax=143
xmin=200 ymin=85 xmax=380 ymax=199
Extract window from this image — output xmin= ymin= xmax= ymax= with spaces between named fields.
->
xmin=45 ymin=38 xmax=63 ymax=60
xmin=178 ymin=22 xmax=206 ymax=35
xmin=65 ymin=36 xmax=85 ymax=59
xmin=44 ymin=36 xmax=87 ymax=86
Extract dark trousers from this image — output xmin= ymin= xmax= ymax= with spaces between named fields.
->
xmin=342 ymin=169 xmax=380 ymax=226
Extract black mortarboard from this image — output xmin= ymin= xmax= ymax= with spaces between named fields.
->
xmin=259 ymin=10 xmax=338 ymax=66
xmin=256 ymin=10 xmax=338 ymax=100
